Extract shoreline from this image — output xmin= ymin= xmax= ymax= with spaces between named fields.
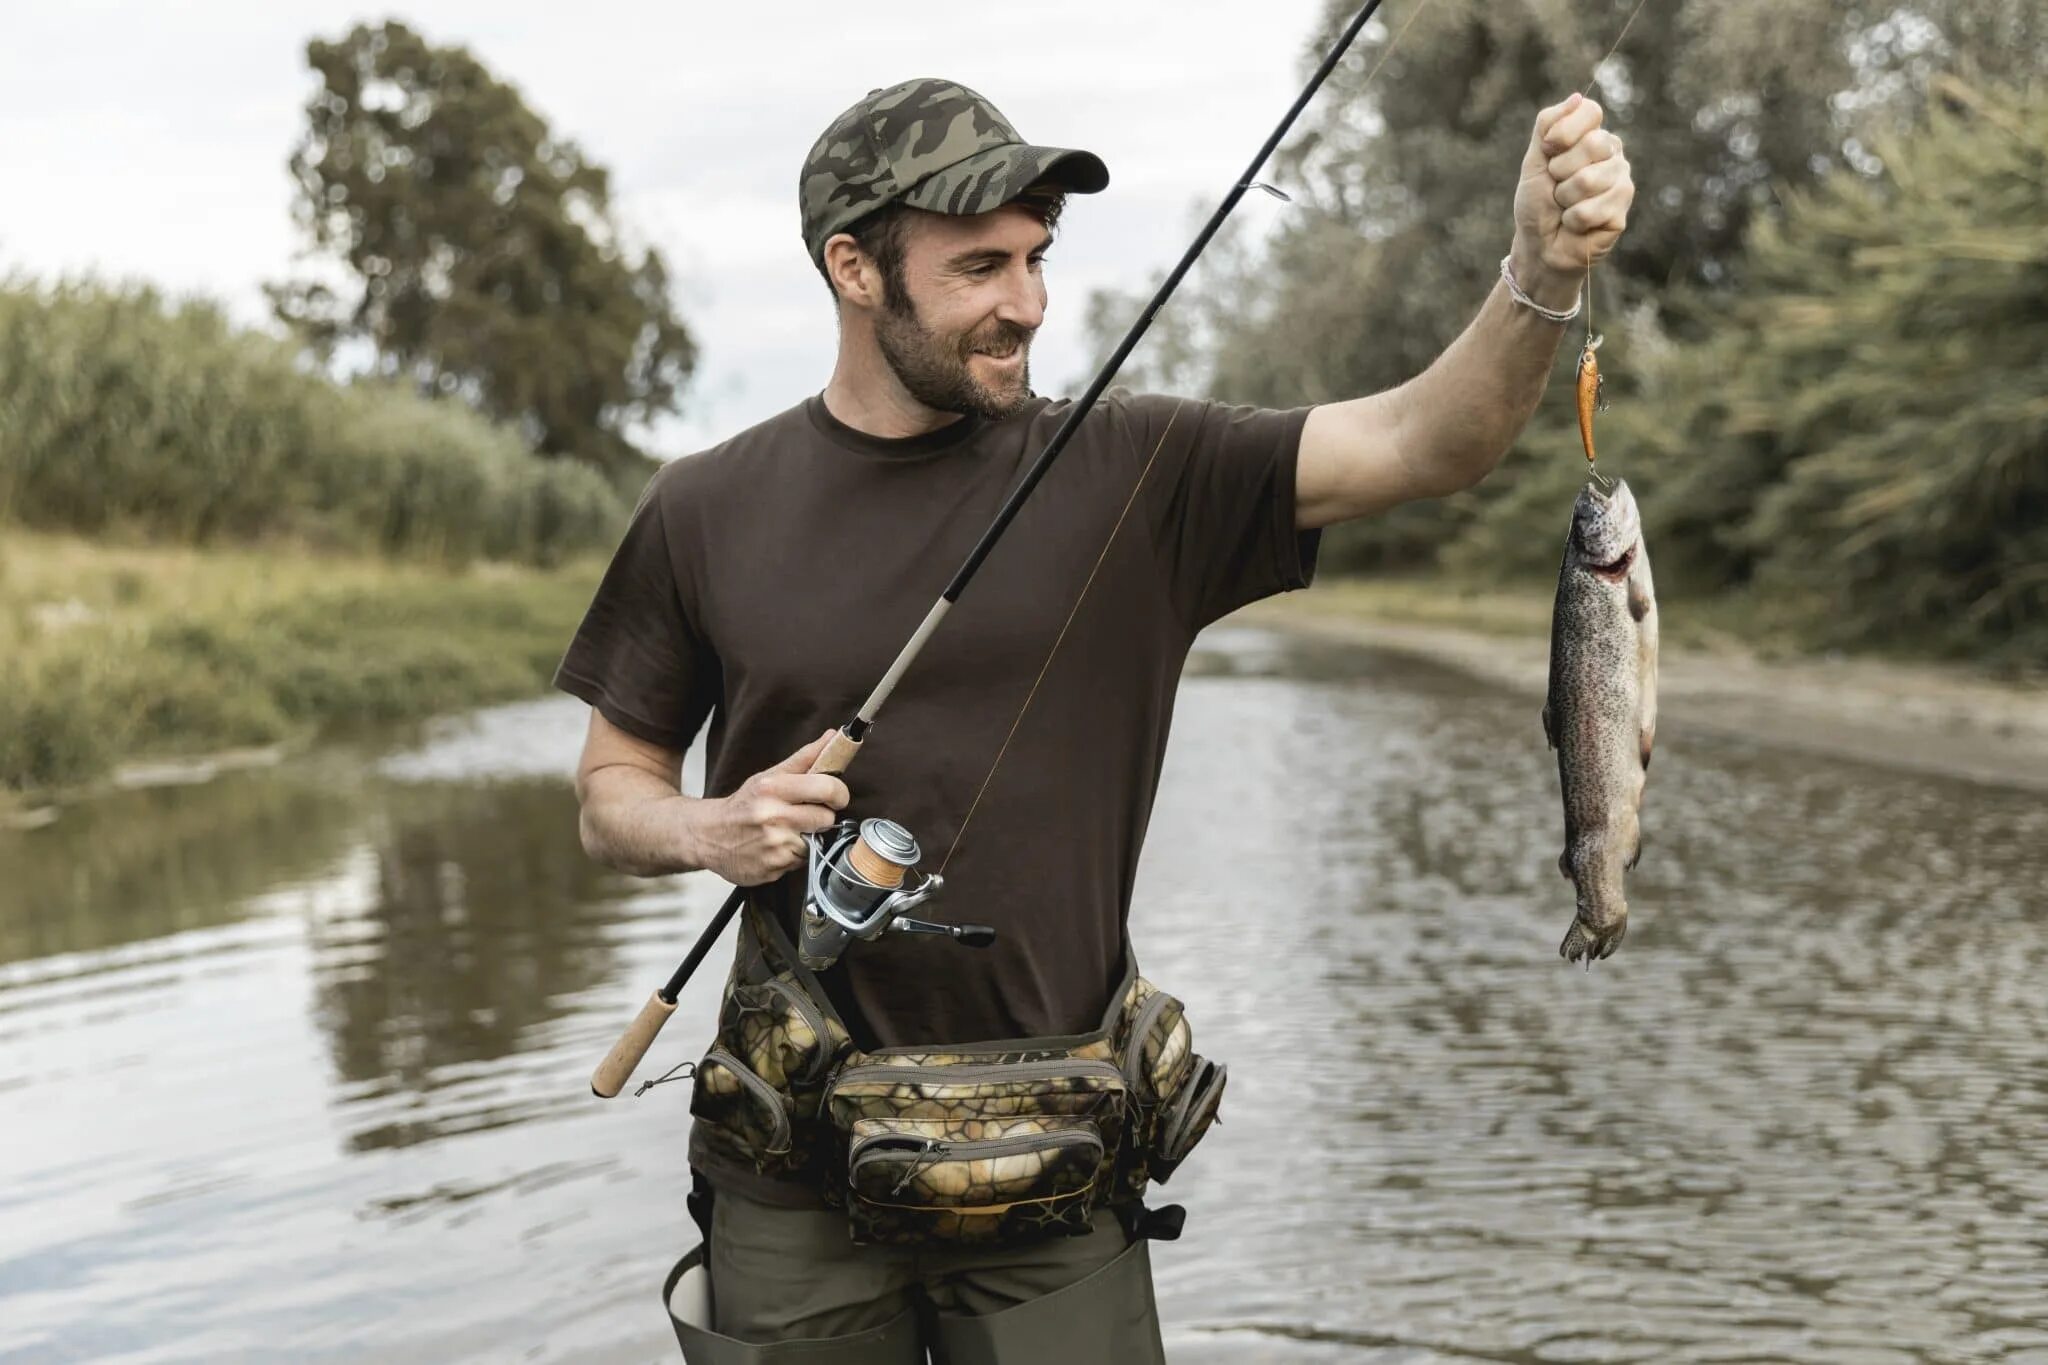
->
xmin=1 ymin=529 xmax=605 ymax=827
xmin=1241 ymin=584 xmax=2048 ymax=795
xmin=11 ymin=573 xmax=2043 ymax=832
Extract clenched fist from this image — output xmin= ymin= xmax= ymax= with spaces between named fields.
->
xmin=1514 ymin=92 xmax=1634 ymax=283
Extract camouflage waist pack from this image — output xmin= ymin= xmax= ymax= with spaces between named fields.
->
xmin=688 ymin=901 xmax=1226 ymax=1248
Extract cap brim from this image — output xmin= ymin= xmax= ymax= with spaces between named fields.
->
xmin=899 ymin=143 xmax=1110 ymax=218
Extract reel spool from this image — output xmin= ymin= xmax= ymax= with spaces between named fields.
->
xmin=799 ymin=817 xmax=994 ymax=971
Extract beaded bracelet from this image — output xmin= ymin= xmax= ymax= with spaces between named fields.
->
xmin=1498 ymin=253 xmax=1582 ymax=324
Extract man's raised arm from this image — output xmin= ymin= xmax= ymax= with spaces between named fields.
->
xmin=1295 ymin=92 xmax=1633 ymax=529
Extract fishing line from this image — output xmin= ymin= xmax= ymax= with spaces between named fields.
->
xmin=1569 ymin=0 xmax=1657 ymax=481
xmin=587 ymin=0 xmax=1539 ymax=1099
xmin=1585 ymin=0 xmax=1655 ymax=104
xmin=938 ymin=0 xmax=1443 ymax=874
xmin=938 ymin=402 xmax=1185 ymax=875
xmin=950 ymin=0 xmax=1654 ymax=863
xmin=947 ymin=0 xmax=1657 ymax=861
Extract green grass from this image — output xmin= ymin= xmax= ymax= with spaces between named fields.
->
xmin=0 ymin=528 xmax=601 ymax=800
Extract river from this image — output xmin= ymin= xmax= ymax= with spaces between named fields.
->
xmin=3 ymin=625 xmax=2044 ymax=1363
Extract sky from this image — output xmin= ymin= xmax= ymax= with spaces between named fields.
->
xmin=0 ymin=1 xmax=1339 ymax=456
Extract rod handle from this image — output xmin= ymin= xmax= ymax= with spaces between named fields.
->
xmin=810 ymin=728 xmax=862 ymax=777
xmin=592 ymin=990 xmax=678 ymax=1099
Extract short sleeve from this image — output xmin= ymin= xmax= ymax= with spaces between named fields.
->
xmin=551 ymin=470 xmax=720 ymax=752
xmin=1125 ymin=392 xmax=1321 ymax=631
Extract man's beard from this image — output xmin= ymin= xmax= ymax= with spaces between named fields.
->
xmin=873 ymin=292 xmax=1034 ymax=420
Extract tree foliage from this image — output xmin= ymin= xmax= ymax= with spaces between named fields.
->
xmin=1635 ymin=78 xmax=2048 ymax=663
xmin=269 ymin=20 xmax=694 ymax=480
xmin=1080 ymin=0 xmax=2046 ymax=660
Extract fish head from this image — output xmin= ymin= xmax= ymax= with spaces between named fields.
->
xmin=1570 ymin=478 xmax=1641 ymax=579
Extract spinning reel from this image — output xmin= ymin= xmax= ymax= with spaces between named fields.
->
xmin=799 ymin=817 xmax=995 ymax=971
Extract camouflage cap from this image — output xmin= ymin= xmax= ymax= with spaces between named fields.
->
xmin=800 ymin=77 xmax=1109 ymax=265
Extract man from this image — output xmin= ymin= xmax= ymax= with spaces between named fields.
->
xmin=557 ymin=77 xmax=1630 ymax=1362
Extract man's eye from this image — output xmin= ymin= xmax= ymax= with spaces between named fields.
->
xmin=1028 ymin=255 xmax=1048 ymax=270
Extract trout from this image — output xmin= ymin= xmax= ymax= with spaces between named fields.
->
xmin=1543 ymin=478 xmax=1658 ymax=965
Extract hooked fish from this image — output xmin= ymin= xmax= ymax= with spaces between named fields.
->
xmin=1543 ymin=478 xmax=1657 ymax=965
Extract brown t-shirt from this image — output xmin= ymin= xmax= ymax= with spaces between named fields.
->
xmin=555 ymin=387 xmax=1315 ymax=1124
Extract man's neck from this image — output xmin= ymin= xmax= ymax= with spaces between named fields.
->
xmin=821 ymin=355 xmax=965 ymax=441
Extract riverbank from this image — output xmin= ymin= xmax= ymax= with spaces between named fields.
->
xmin=1243 ymin=579 xmax=2048 ymax=794
xmin=0 ymin=528 xmax=601 ymax=819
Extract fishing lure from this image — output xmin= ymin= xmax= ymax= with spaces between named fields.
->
xmin=1575 ymin=332 xmax=1605 ymax=466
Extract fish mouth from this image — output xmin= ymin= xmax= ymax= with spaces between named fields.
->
xmin=1586 ymin=541 xmax=1638 ymax=582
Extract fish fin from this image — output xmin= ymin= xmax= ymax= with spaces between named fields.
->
xmin=1558 ymin=850 xmax=1574 ymax=881
xmin=1559 ymin=916 xmax=1628 ymax=965
xmin=1626 ymin=832 xmax=1642 ymax=871
xmin=1559 ymin=920 xmax=1592 ymax=962
xmin=1542 ymin=702 xmax=1557 ymax=750
xmin=1640 ymin=719 xmax=1656 ymax=771
xmin=1628 ymin=574 xmax=1651 ymax=622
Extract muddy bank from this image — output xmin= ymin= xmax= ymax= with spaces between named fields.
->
xmin=1243 ymin=587 xmax=2048 ymax=794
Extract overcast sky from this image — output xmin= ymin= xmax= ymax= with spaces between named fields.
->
xmin=0 ymin=2 xmax=1340 ymax=455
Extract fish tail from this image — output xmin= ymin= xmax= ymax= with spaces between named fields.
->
xmin=1558 ymin=915 xmax=1627 ymax=966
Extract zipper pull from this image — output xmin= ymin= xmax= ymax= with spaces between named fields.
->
xmin=891 ymin=1138 xmax=945 ymax=1195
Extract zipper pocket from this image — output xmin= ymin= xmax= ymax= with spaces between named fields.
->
xmin=1157 ymin=1057 xmax=1226 ymax=1166
xmin=691 ymin=1047 xmax=794 ymax=1157
xmin=1122 ymin=989 xmax=1195 ymax=1102
xmin=829 ymin=1057 xmax=1126 ymax=1095
xmin=761 ymin=976 xmax=835 ymax=1086
xmin=849 ymin=1125 xmax=1105 ymax=1205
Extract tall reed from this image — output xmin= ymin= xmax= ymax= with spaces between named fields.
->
xmin=0 ymin=276 xmax=627 ymax=565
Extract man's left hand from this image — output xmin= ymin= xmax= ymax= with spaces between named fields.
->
xmin=1514 ymin=92 xmax=1634 ymax=286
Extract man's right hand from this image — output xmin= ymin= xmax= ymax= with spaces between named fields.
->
xmin=686 ymin=729 xmax=851 ymax=885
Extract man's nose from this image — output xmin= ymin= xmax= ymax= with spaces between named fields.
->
xmin=993 ymin=264 xmax=1046 ymax=331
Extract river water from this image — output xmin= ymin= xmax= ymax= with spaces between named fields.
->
xmin=3 ymin=625 xmax=2045 ymax=1364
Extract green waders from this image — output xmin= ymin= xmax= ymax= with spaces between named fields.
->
xmin=661 ymin=1177 xmax=1170 ymax=1363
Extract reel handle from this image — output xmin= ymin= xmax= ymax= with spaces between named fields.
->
xmin=890 ymin=916 xmax=997 ymax=948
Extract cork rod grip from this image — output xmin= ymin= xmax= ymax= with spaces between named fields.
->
xmin=591 ymin=990 xmax=678 ymax=1098
xmin=809 ymin=729 xmax=862 ymax=778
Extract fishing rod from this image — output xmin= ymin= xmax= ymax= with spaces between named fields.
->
xmin=591 ymin=0 xmax=1394 ymax=1099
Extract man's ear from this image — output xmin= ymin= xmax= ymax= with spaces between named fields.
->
xmin=822 ymin=234 xmax=876 ymax=310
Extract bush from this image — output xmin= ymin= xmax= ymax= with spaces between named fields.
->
xmin=0 ymin=276 xmax=630 ymax=565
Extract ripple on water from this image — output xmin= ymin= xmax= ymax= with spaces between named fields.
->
xmin=2 ymin=633 xmax=2044 ymax=1360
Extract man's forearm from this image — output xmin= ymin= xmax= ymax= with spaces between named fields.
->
xmin=579 ymin=767 xmax=714 ymax=877
xmin=1389 ymin=242 xmax=1579 ymax=496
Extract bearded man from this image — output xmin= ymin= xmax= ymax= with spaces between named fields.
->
xmin=556 ymin=77 xmax=1631 ymax=1364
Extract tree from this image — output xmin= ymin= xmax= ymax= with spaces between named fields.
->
xmin=268 ymin=20 xmax=695 ymax=481
xmin=1645 ymin=78 xmax=2048 ymax=664
xmin=1082 ymin=0 xmax=2047 ymax=573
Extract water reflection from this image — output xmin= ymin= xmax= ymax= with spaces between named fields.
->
xmin=0 ymin=768 xmax=358 ymax=967
xmin=2 ymin=639 xmax=2045 ymax=1364
xmin=310 ymin=779 xmax=618 ymax=1150
xmin=1140 ymin=630 xmax=2048 ymax=1363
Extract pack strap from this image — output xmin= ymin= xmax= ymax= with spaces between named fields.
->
xmin=1115 ymin=1201 xmax=1187 ymax=1242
